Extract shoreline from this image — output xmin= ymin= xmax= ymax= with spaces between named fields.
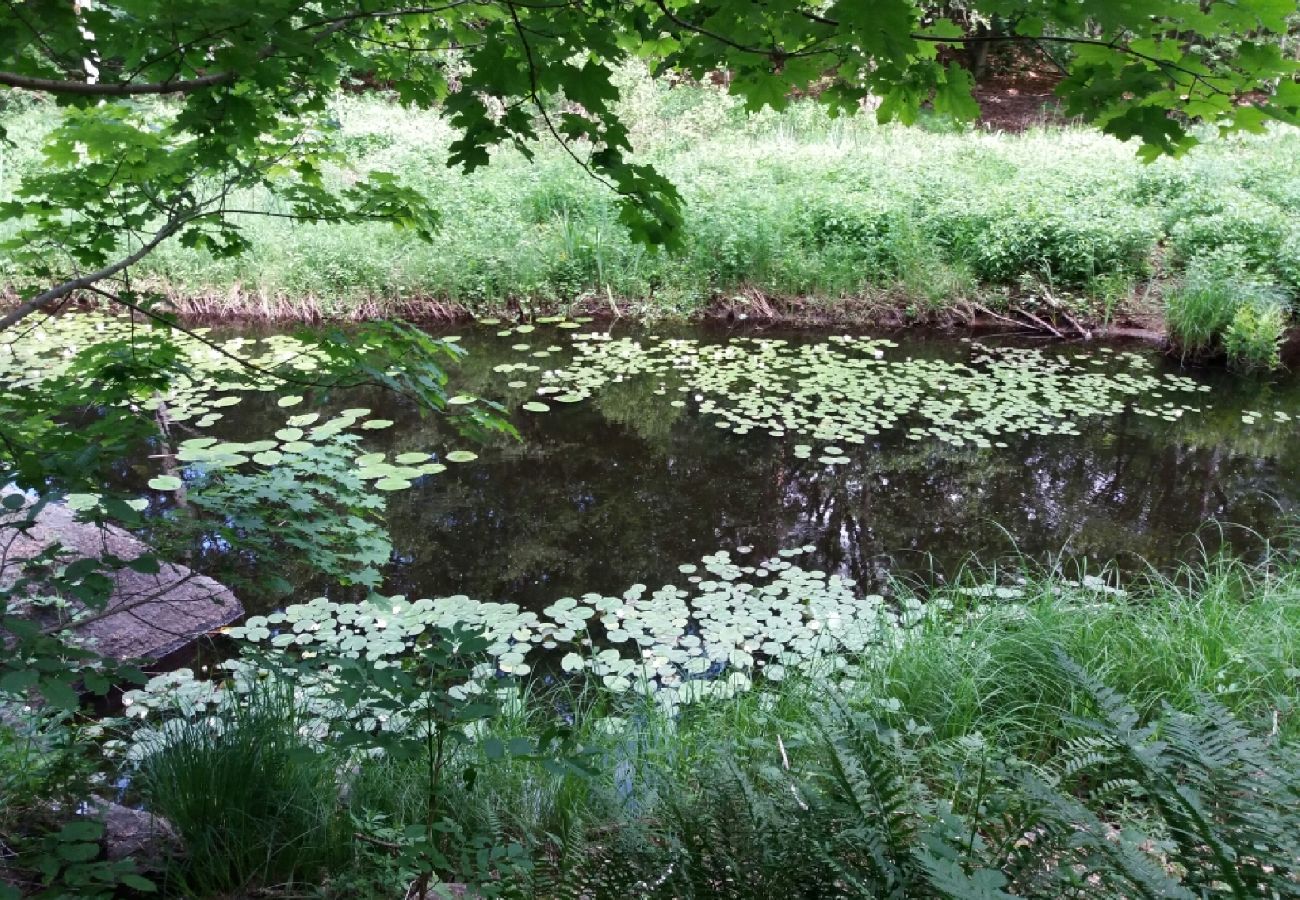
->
xmin=64 ymin=282 xmax=1170 ymax=342
xmin=22 ymin=281 xmax=1300 ymax=365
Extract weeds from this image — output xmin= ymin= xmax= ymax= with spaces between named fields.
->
xmin=134 ymin=684 xmax=351 ymax=896
xmin=4 ymin=70 xmax=1299 ymax=334
xmin=107 ymin=548 xmax=1300 ymax=898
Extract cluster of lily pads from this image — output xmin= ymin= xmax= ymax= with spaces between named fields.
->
xmin=0 ymin=314 xmax=479 ymax=497
xmin=1 ymin=315 xmax=325 ymax=427
xmin=488 ymin=326 xmax=1217 ymax=450
xmin=118 ymin=545 xmax=935 ymax=756
xmin=116 ymin=543 xmax=1143 ymax=762
xmin=213 ymin=545 xmax=918 ymax=696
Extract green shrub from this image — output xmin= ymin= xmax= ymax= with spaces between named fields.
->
xmin=1165 ymin=247 xmax=1287 ymax=361
xmin=1278 ymin=227 xmax=1300 ymax=296
xmin=950 ymin=201 xmax=1157 ymax=286
xmin=1126 ymin=162 xmax=1201 ymax=207
xmin=1224 ymin=296 xmax=1288 ymax=370
xmin=796 ymin=194 xmax=898 ymax=250
xmin=1168 ymin=196 xmax=1289 ymax=272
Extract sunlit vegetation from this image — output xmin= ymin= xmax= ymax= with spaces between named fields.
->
xmin=4 ymin=77 xmax=1300 ymax=350
xmin=112 ymin=553 xmax=1300 ymax=897
xmin=4 ymin=1 xmax=1300 ymax=895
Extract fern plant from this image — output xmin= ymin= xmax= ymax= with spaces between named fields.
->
xmin=641 ymin=658 xmax=1299 ymax=900
xmin=444 ymin=654 xmax=1300 ymax=899
xmin=1049 ymin=655 xmax=1300 ymax=898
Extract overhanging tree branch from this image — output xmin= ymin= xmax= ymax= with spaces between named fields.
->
xmin=0 ymin=68 xmax=238 ymax=95
xmin=0 ymin=210 xmax=199 ymax=330
xmin=0 ymin=1 xmax=483 ymax=97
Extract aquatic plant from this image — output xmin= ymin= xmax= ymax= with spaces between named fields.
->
xmin=508 ymin=328 xmax=1210 ymax=449
xmin=110 ymin=556 xmax=1300 ymax=899
xmin=1224 ymin=298 xmax=1288 ymax=372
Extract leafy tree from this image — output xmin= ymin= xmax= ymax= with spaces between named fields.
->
xmin=0 ymin=0 xmax=1298 ymax=330
xmin=0 ymin=5 xmax=1296 ymax=885
xmin=0 ymin=0 xmax=1295 ymax=741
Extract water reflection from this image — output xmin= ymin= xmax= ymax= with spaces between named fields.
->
xmin=359 ymin=326 xmax=1299 ymax=607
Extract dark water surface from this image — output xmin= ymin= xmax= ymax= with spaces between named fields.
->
xmin=210 ymin=322 xmax=1300 ymax=611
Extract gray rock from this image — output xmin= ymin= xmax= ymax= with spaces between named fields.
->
xmin=2 ymin=492 xmax=243 ymax=662
xmin=90 ymin=798 xmax=181 ymax=865
xmin=414 ymin=884 xmax=476 ymax=899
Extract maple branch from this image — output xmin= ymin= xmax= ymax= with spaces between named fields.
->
xmin=0 ymin=210 xmax=199 ymax=330
xmin=507 ymin=3 xmax=621 ymax=195
xmin=0 ymin=3 xmax=441 ymax=97
xmin=0 ymin=68 xmax=237 ymax=95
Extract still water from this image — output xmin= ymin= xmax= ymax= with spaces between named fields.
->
xmin=204 ymin=322 xmax=1300 ymax=611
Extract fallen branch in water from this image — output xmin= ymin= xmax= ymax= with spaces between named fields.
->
xmin=1012 ymin=305 xmax=1066 ymax=339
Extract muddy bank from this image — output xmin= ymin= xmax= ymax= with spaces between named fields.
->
xmin=142 ymin=282 xmax=1169 ymax=343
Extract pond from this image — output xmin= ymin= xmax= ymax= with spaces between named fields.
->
xmin=190 ymin=320 xmax=1300 ymax=612
xmin=11 ymin=313 xmax=1300 ymax=692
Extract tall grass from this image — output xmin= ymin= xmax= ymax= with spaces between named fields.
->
xmin=5 ymin=69 xmax=1300 ymax=327
xmin=1164 ymin=246 xmax=1291 ymax=366
xmin=134 ymin=684 xmax=351 ymax=896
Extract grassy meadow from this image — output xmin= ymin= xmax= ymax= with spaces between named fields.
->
xmin=3 ymin=70 xmax=1300 ymax=352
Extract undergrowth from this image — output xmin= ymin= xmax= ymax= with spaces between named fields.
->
xmin=3 ymin=68 xmax=1300 ymax=335
xmin=108 ymin=552 xmax=1300 ymax=898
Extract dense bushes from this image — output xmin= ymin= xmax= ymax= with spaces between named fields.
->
xmin=3 ymin=75 xmax=1300 ymax=364
xmin=949 ymin=200 xmax=1158 ymax=285
xmin=6 ymin=77 xmax=1300 ymax=335
xmin=1165 ymin=247 xmax=1291 ymax=369
xmin=1168 ymin=196 xmax=1290 ymax=272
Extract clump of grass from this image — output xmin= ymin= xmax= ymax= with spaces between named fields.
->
xmin=134 ymin=684 xmax=351 ymax=897
xmin=1165 ymin=246 xmax=1290 ymax=366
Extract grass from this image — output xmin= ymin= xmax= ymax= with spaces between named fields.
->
xmin=3 ymin=68 xmax=1300 ymax=332
xmin=1164 ymin=247 xmax=1292 ymax=366
xmin=119 ymin=547 xmax=1300 ymax=898
xmin=134 ymin=683 xmax=352 ymax=897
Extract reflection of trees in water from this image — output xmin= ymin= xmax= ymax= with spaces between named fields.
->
xmin=181 ymin=325 xmax=1300 ymax=611
xmin=379 ymin=400 xmax=1299 ymax=608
